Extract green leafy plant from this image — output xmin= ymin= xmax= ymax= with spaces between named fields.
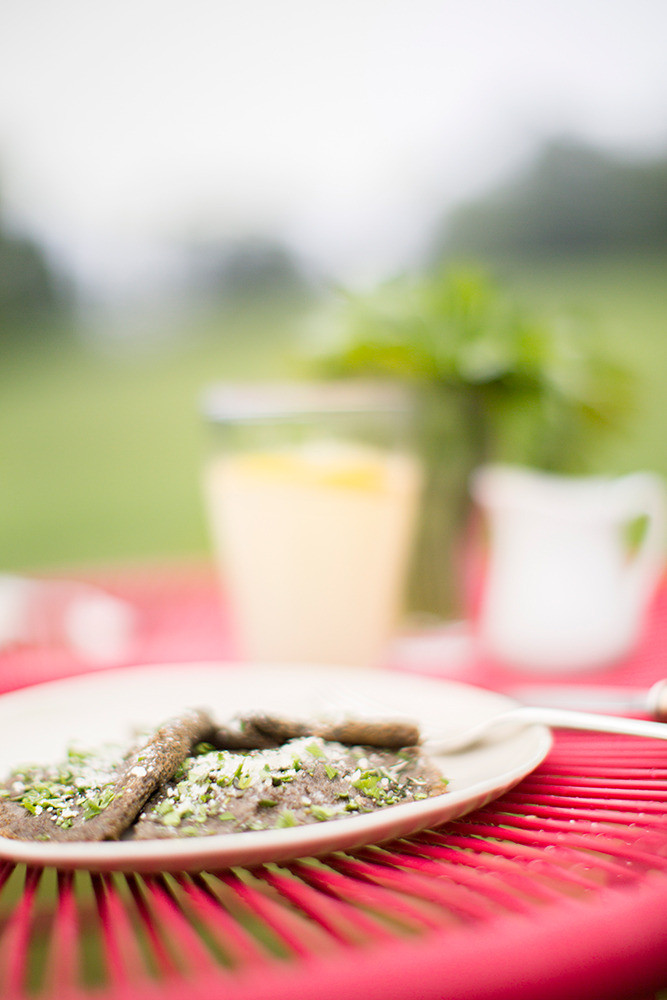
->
xmin=315 ymin=265 xmax=633 ymax=618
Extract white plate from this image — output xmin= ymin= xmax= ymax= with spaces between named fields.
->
xmin=0 ymin=663 xmax=552 ymax=873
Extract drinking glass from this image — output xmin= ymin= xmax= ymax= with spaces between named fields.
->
xmin=201 ymin=381 xmax=421 ymax=667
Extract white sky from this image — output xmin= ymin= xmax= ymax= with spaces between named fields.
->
xmin=1 ymin=0 xmax=666 ymax=289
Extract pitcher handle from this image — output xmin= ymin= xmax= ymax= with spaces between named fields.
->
xmin=614 ymin=472 xmax=666 ymax=607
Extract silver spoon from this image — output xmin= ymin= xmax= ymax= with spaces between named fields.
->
xmin=427 ymin=679 xmax=667 ymax=754
xmin=505 ymin=677 xmax=667 ymax=720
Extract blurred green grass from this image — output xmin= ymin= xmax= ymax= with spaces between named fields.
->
xmin=2 ymin=256 xmax=666 ymax=574
xmin=0 ymin=306 xmax=304 ymax=572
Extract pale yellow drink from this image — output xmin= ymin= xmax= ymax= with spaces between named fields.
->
xmin=204 ymin=442 xmax=421 ymax=667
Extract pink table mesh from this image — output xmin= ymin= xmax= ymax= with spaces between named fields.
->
xmin=1 ymin=562 xmax=667 ymax=1000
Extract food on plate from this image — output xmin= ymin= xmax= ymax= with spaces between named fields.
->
xmin=212 ymin=713 xmax=420 ymax=750
xmin=0 ymin=711 xmax=447 ymax=843
xmin=133 ymin=737 xmax=444 ymax=839
xmin=0 ymin=709 xmax=214 ymax=842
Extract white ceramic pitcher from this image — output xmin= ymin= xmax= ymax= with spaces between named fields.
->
xmin=472 ymin=465 xmax=666 ymax=672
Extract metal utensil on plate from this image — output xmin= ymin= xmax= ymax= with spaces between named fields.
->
xmin=505 ymin=677 xmax=667 ymax=719
xmin=425 ymin=678 xmax=667 ymax=753
xmin=427 ymin=700 xmax=667 ymax=754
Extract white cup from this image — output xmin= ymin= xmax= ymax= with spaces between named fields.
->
xmin=472 ymin=464 xmax=666 ymax=672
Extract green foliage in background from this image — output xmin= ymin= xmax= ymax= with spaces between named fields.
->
xmin=315 ymin=265 xmax=635 ymax=616
xmin=318 ymin=264 xmax=633 ymax=472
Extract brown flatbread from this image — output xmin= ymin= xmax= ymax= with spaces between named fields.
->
xmin=130 ymin=736 xmax=446 ymax=839
xmin=0 ymin=710 xmax=445 ymax=844
xmin=213 ymin=714 xmax=420 ymax=750
xmin=0 ymin=709 xmax=214 ymax=842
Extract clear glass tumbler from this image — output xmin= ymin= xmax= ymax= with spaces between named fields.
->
xmin=200 ymin=381 xmax=421 ymax=668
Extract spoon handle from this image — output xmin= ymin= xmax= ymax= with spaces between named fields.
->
xmin=512 ymin=704 xmax=667 ymax=739
xmin=427 ymin=701 xmax=667 ymax=754
xmin=504 ymin=679 xmax=667 ymax=721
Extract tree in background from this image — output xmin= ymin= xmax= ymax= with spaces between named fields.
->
xmin=437 ymin=138 xmax=667 ymax=260
xmin=181 ymin=237 xmax=312 ymax=312
xmin=0 ymin=188 xmax=72 ymax=346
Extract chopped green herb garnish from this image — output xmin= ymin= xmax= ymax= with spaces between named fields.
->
xmin=276 ymin=810 xmax=297 ymax=828
xmin=352 ymin=772 xmax=382 ymax=800
xmin=271 ymin=773 xmax=293 ymax=786
xmin=82 ymin=786 xmax=115 ymax=820
xmin=309 ymin=805 xmax=336 ymax=821
xmin=160 ymin=810 xmax=183 ymax=827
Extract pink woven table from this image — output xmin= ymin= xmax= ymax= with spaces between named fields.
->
xmin=1 ymin=562 xmax=667 ymax=1000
